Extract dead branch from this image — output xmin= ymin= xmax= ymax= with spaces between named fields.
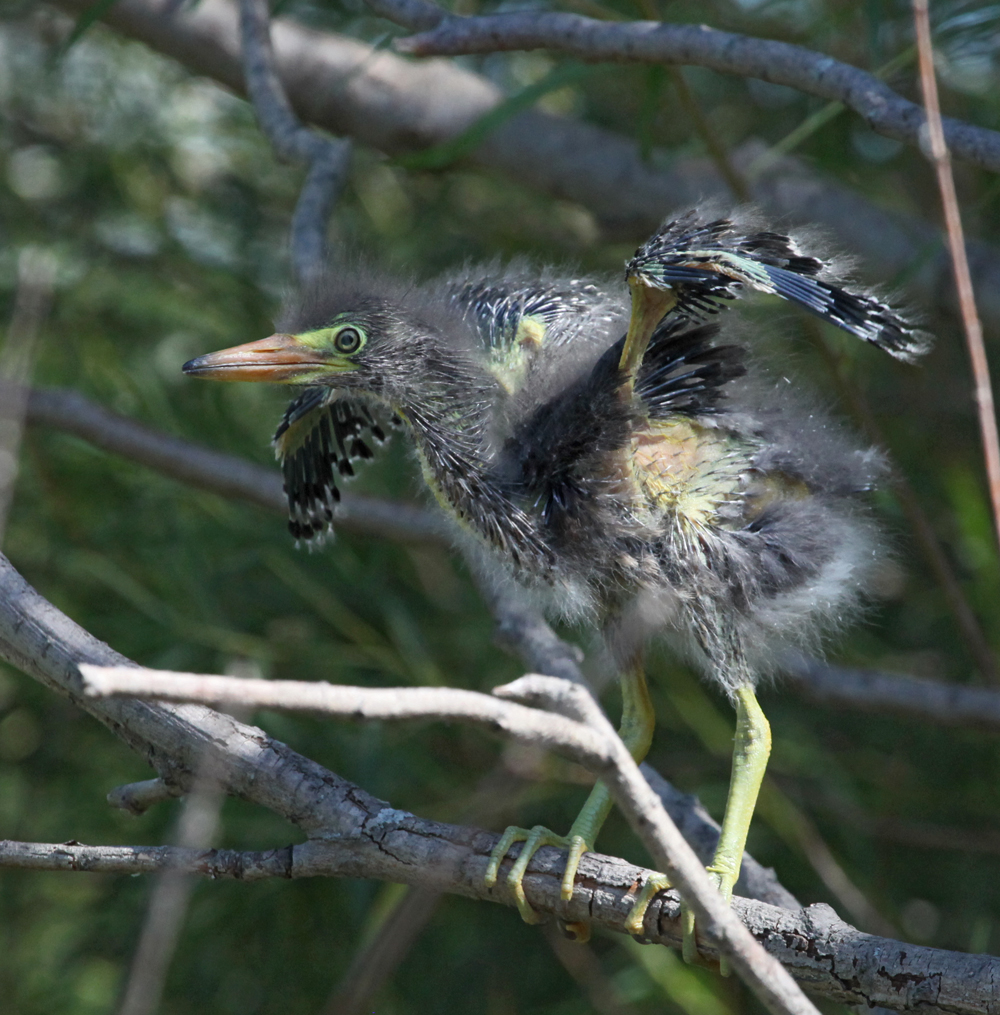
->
xmin=1 ymin=553 xmax=996 ymax=1012
xmin=78 ymin=663 xmax=816 ymax=1015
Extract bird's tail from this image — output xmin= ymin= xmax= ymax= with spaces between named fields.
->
xmin=620 ymin=212 xmax=929 ymax=383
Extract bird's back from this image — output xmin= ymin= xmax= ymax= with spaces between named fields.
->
xmin=209 ymin=211 xmax=922 ymax=685
xmin=436 ymin=263 xmax=884 ymax=682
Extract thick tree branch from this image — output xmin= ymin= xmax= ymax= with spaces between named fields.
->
xmin=382 ymin=7 xmax=1000 ymax=176
xmin=1 ymin=553 xmax=997 ymax=1013
xmin=78 ymin=663 xmax=815 ymax=1015
xmin=45 ymin=0 xmax=1000 ymax=333
xmin=24 ymin=386 xmax=447 ymax=545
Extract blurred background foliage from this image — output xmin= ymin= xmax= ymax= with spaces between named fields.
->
xmin=1 ymin=0 xmax=1000 ymax=1012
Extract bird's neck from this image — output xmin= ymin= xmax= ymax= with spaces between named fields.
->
xmin=397 ymin=385 xmax=550 ymax=573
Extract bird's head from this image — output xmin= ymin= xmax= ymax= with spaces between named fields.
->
xmin=182 ymin=272 xmax=485 ymax=414
xmin=183 ymin=297 xmax=396 ymax=397
xmin=182 ymin=273 xmax=489 ymax=543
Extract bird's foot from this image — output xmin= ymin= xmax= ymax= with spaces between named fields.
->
xmin=683 ymin=867 xmax=735 ymax=972
xmin=627 ymin=867 xmax=734 ymax=971
xmin=624 ymin=870 xmax=673 ymax=937
xmin=485 ymin=825 xmax=591 ymax=932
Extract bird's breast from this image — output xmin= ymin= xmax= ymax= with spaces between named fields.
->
xmin=628 ymin=418 xmax=749 ymax=529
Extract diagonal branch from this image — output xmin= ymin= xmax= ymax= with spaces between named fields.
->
xmin=0 ymin=552 xmax=997 ymax=1013
xmin=78 ymin=663 xmax=818 ymax=1015
xmin=381 ymin=5 xmax=1000 ymax=176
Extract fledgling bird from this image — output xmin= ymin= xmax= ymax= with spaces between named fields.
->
xmin=183 ymin=210 xmax=927 ymax=948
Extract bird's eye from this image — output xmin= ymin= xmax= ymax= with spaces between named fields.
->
xmin=334 ymin=326 xmax=364 ymax=355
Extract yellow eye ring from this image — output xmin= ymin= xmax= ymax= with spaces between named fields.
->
xmin=334 ymin=326 xmax=365 ymax=355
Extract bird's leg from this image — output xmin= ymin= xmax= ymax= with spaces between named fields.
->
xmin=562 ymin=659 xmax=655 ymax=893
xmin=707 ymin=684 xmax=771 ymax=903
xmin=484 ymin=660 xmax=655 ymax=935
xmin=679 ymin=682 xmax=771 ymax=966
xmin=625 ymin=683 xmax=771 ymax=957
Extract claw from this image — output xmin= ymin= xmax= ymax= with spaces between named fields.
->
xmin=485 ymin=824 xmax=574 ymax=924
xmin=625 ymin=871 xmax=672 ymax=937
xmin=560 ymin=834 xmax=590 ymax=901
xmin=626 ymin=867 xmax=734 ymax=972
xmin=681 ymin=869 xmax=732 ymax=973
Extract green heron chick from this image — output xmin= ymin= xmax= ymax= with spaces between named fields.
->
xmin=183 ymin=211 xmax=927 ymax=945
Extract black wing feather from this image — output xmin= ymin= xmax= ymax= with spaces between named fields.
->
xmin=273 ymin=388 xmax=388 ymax=544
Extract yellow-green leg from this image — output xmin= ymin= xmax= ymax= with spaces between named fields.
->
xmin=485 ymin=662 xmax=655 ymax=930
xmin=626 ymin=683 xmax=771 ymax=961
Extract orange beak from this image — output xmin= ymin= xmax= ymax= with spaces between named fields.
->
xmin=182 ymin=334 xmax=334 ymax=383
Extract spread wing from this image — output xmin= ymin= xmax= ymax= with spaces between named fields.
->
xmin=635 ymin=320 xmax=745 ymax=418
xmin=619 ymin=212 xmax=929 ymax=387
xmin=272 ymin=388 xmax=388 ymax=544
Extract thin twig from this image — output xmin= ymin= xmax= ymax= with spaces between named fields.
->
xmin=80 ymin=663 xmax=820 ymax=1015
xmin=1 ymin=554 xmax=996 ymax=1014
xmin=912 ymin=0 xmax=1000 ymax=553
xmin=108 ymin=778 xmax=182 ymax=816
xmin=238 ymin=0 xmax=351 ymax=280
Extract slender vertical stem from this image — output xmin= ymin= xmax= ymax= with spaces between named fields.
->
xmin=912 ymin=0 xmax=1000 ymax=553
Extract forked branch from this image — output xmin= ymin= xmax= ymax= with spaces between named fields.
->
xmin=1 ymin=554 xmax=997 ymax=1011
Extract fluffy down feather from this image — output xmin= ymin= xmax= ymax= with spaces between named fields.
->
xmin=262 ymin=211 xmax=921 ymax=695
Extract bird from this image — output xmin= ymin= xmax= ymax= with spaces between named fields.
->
xmin=182 ymin=209 xmax=927 ymax=951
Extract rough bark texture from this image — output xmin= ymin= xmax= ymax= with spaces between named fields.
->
xmin=1 ymin=552 xmax=998 ymax=1013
